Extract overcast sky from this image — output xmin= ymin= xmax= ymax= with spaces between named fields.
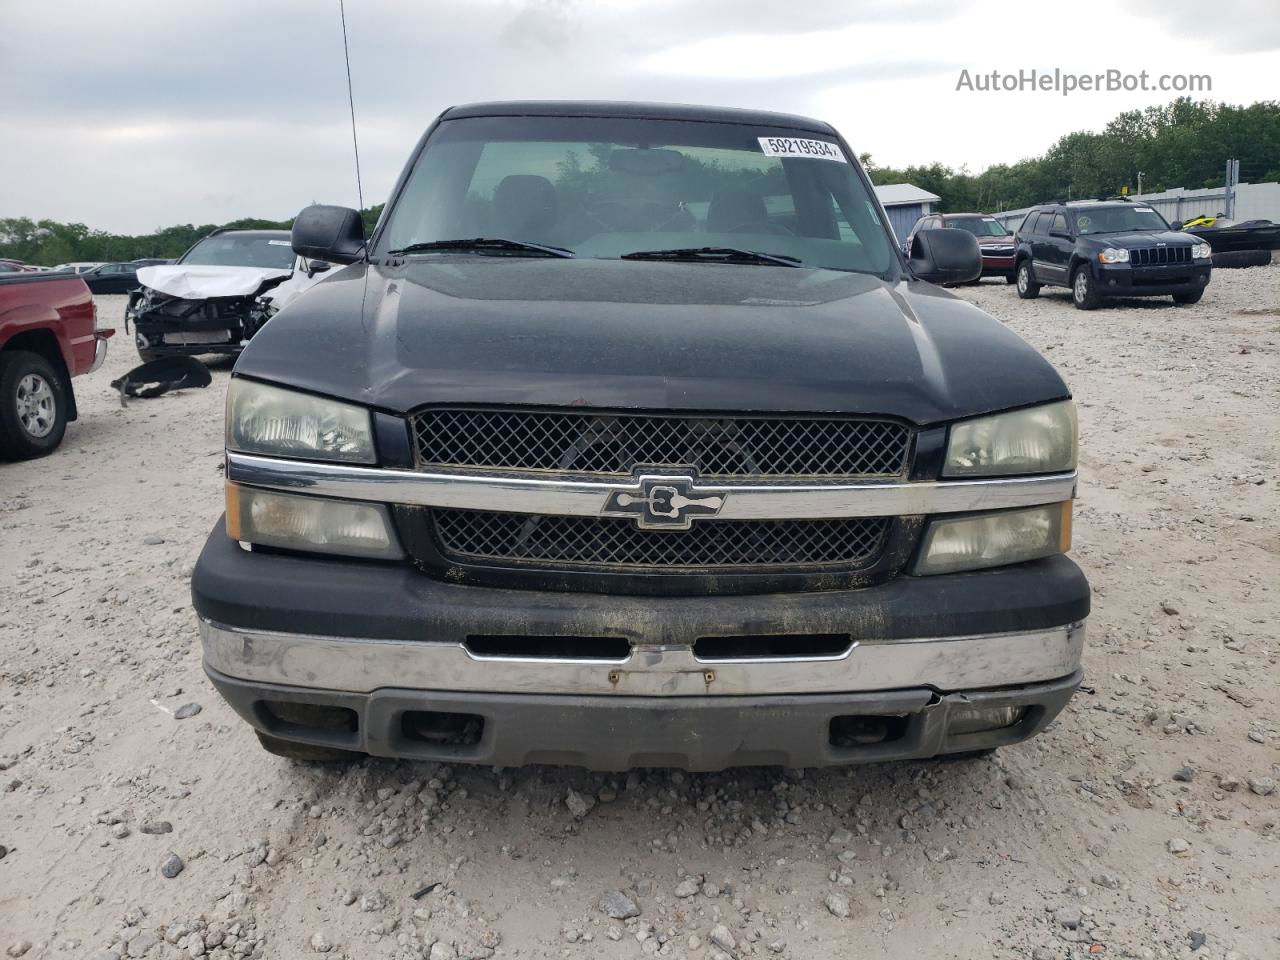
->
xmin=2 ymin=0 xmax=1278 ymax=234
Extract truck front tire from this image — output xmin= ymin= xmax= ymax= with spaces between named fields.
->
xmin=0 ymin=350 xmax=69 ymax=460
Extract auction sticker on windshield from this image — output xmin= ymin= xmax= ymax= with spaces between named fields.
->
xmin=757 ymin=137 xmax=847 ymax=163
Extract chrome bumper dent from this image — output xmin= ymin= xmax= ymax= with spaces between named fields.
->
xmin=225 ymin=451 xmax=1077 ymax=521
xmin=200 ymin=617 xmax=1085 ymax=697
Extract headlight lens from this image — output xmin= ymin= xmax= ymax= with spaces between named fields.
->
xmin=913 ymin=502 xmax=1071 ymax=576
xmin=225 ymin=483 xmax=402 ymax=559
xmin=227 ymin=378 xmax=374 ymax=463
xmin=944 ymin=400 xmax=1077 ymax=477
xmin=1098 ymin=247 xmax=1130 ymax=263
xmin=1191 ymin=242 xmax=1212 ymax=260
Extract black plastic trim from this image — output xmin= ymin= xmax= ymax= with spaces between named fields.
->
xmin=192 ymin=516 xmax=1090 ymax=642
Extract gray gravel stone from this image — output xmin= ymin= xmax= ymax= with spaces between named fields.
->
xmin=674 ymin=877 xmax=701 ymax=898
xmin=565 ymin=788 xmax=595 ymax=819
xmin=142 ymin=535 xmax=165 ymax=546
xmin=824 ymin=891 xmax=851 ymax=918
xmin=173 ymin=703 xmax=202 ymax=720
xmin=309 ymin=931 xmax=332 ymax=953
xmin=598 ymin=890 xmax=640 ymax=919
xmin=1054 ymin=906 xmax=1082 ymax=929
xmin=126 ymin=931 xmax=158 ymax=958
xmin=160 ymin=852 xmax=184 ymax=878
xmin=359 ymin=890 xmax=388 ymax=912
xmin=1173 ymin=766 xmax=1194 ymax=782
xmin=709 ymin=924 xmax=736 ymax=952
xmin=1167 ymin=837 xmax=1190 ymax=855
xmin=140 ymin=820 xmax=173 ymax=835
xmin=1248 ymin=776 xmax=1276 ymax=796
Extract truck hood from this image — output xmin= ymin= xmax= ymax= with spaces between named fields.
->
xmin=235 ymin=258 xmax=1070 ymax=426
xmin=136 ymin=264 xmax=292 ymax=300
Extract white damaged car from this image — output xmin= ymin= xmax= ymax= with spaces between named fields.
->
xmin=127 ymin=229 xmax=330 ymax=361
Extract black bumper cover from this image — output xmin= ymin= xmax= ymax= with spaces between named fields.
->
xmin=192 ymin=518 xmax=1090 ymax=644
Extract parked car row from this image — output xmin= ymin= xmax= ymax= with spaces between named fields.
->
xmin=905 ymin=197 xmax=1214 ymax=310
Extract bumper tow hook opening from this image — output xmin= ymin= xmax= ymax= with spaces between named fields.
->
xmin=829 ymin=714 xmax=910 ymax=748
xmin=402 ymin=710 xmax=484 ymax=747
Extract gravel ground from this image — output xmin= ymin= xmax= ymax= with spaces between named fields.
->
xmin=2 ymin=267 xmax=1278 ymax=960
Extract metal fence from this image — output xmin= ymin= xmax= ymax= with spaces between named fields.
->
xmin=992 ymin=181 xmax=1280 ymax=229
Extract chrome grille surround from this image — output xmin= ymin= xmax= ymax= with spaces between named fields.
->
xmin=412 ymin=409 xmax=912 ymax=479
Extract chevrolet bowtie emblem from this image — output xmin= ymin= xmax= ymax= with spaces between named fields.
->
xmin=601 ymin=475 xmax=728 ymax=530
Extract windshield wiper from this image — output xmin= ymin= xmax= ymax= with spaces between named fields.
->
xmin=389 ymin=237 xmax=575 ymax=258
xmin=620 ymin=246 xmax=803 ymax=268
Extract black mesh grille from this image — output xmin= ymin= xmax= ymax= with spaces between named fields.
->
xmin=432 ymin=510 xmax=889 ymax=571
xmin=412 ymin=410 xmax=910 ymax=478
xmin=1130 ymin=246 xmax=1191 ymax=266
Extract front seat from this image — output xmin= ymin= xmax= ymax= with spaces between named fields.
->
xmin=706 ymin=190 xmax=772 ymax=234
xmin=493 ymin=175 xmax=558 ymax=242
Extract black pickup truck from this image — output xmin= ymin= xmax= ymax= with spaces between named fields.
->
xmin=193 ymin=101 xmax=1088 ymax=770
xmin=1013 ymin=199 xmax=1212 ymax=309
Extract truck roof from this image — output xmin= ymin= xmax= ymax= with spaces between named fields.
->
xmin=440 ymin=100 xmax=836 ymax=135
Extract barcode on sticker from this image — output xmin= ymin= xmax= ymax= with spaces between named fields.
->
xmin=758 ymin=137 xmax=847 ymax=163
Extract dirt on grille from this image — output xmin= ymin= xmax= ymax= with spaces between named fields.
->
xmin=1 ymin=264 xmax=1278 ymax=960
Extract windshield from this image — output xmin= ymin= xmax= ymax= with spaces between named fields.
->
xmin=948 ymin=217 xmax=1007 ymax=238
xmin=181 ymin=234 xmax=295 ymax=270
xmin=379 ymin=115 xmax=897 ymax=275
xmin=1075 ymin=206 xmax=1170 ymax=235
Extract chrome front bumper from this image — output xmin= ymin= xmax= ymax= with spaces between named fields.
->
xmin=200 ymin=617 xmax=1085 ymax=697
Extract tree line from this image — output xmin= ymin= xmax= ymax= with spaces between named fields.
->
xmin=861 ymin=98 xmax=1280 ymax=215
xmin=0 ymin=206 xmax=384 ymax=268
xmin=4 ymin=98 xmax=1279 ymax=266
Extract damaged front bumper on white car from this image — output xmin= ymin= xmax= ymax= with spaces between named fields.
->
xmin=126 ymin=262 xmax=322 ymax=359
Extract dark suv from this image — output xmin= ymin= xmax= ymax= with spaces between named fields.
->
xmin=1013 ymin=199 xmax=1212 ymax=309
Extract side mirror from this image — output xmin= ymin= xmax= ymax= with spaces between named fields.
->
xmin=292 ymin=205 xmax=365 ymax=264
xmin=1169 ymin=219 xmax=1183 ymax=230
xmin=909 ymin=228 xmax=981 ymax=286
xmin=1049 ymin=230 xmax=1072 ymax=240
xmin=306 ymin=260 xmax=332 ymax=278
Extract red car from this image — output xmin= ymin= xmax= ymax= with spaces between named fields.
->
xmin=0 ymin=271 xmax=113 ymax=459
xmin=906 ymin=213 xmax=1017 ymax=282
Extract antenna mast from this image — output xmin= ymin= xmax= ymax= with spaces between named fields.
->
xmin=339 ymin=0 xmax=365 ymax=213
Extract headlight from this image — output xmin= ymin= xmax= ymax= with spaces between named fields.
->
xmin=1098 ymin=247 xmax=1129 ymax=263
xmin=1191 ymin=242 xmax=1212 ymax=260
xmin=227 ymin=378 xmax=374 ymax=463
xmin=913 ymin=502 xmax=1071 ymax=576
xmin=225 ymin=483 xmax=402 ymax=559
xmin=944 ymin=400 xmax=1077 ymax=477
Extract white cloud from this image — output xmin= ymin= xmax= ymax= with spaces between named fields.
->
xmin=1 ymin=0 xmax=1276 ymax=232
